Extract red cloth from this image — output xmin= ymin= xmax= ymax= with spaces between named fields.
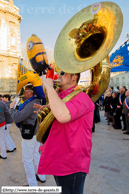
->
xmin=0 ymin=121 xmax=5 ymax=127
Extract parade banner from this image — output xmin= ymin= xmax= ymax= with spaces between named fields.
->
xmin=110 ymin=40 xmax=129 ymax=72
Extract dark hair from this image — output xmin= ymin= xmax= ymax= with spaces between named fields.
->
xmin=122 ymin=86 xmax=127 ymax=91
xmin=71 ymin=73 xmax=80 ymax=83
xmin=75 ymin=73 xmax=80 ymax=83
xmin=0 ymin=94 xmax=2 ymax=98
xmin=3 ymin=94 xmax=11 ymax=101
xmin=110 ymin=86 xmax=113 ymax=91
xmin=113 ymin=91 xmax=117 ymax=97
xmin=25 ymin=84 xmax=34 ymax=92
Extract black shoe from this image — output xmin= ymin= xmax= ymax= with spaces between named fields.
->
xmin=113 ymin=125 xmax=119 ymax=129
xmin=123 ymin=131 xmax=129 ymax=135
xmin=22 ymin=185 xmax=29 ymax=186
xmin=0 ymin=155 xmax=7 ymax=159
xmin=122 ymin=128 xmax=126 ymax=131
xmin=6 ymin=149 xmax=14 ymax=153
xmin=114 ymin=125 xmax=121 ymax=129
xmin=36 ymin=174 xmax=46 ymax=183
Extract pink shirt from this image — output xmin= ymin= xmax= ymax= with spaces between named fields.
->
xmin=38 ymin=86 xmax=95 ymax=176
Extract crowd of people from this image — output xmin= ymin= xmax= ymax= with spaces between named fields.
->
xmin=94 ymin=86 xmax=129 ymax=135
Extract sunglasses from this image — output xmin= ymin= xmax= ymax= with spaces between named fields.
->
xmin=24 ymin=90 xmax=33 ymax=93
xmin=59 ymin=71 xmax=66 ymax=76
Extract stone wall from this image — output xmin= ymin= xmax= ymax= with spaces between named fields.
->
xmin=0 ymin=0 xmax=22 ymax=95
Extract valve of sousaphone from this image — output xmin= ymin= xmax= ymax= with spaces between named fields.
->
xmin=26 ymin=34 xmax=51 ymax=76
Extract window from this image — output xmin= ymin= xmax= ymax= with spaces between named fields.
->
xmin=122 ymin=77 xmax=125 ymax=85
xmin=110 ymin=78 xmax=114 ymax=86
xmin=116 ymin=78 xmax=119 ymax=84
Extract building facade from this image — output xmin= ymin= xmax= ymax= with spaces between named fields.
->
xmin=0 ymin=0 xmax=22 ymax=95
xmin=110 ymin=72 xmax=129 ymax=90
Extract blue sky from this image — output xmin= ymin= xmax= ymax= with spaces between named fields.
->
xmin=13 ymin=0 xmax=129 ymax=55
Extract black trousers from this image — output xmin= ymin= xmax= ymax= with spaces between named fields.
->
xmin=54 ymin=172 xmax=87 ymax=194
xmin=114 ymin=113 xmax=126 ymax=129
xmin=125 ymin=114 xmax=129 ymax=132
xmin=114 ymin=114 xmax=122 ymax=129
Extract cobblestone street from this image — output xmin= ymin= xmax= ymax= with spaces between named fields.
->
xmin=0 ymin=110 xmax=129 ymax=194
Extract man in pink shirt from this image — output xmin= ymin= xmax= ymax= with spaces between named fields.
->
xmin=34 ymin=72 xmax=94 ymax=194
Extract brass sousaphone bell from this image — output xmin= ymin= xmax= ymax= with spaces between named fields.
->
xmin=36 ymin=1 xmax=123 ymax=143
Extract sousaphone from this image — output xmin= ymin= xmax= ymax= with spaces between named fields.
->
xmin=36 ymin=1 xmax=123 ymax=143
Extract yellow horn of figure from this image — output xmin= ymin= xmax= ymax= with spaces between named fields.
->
xmin=17 ymin=58 xmax=45 ymax=99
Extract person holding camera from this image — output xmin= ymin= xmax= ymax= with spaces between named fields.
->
xmin=10 ymin=85 xmax=46 ymax=186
